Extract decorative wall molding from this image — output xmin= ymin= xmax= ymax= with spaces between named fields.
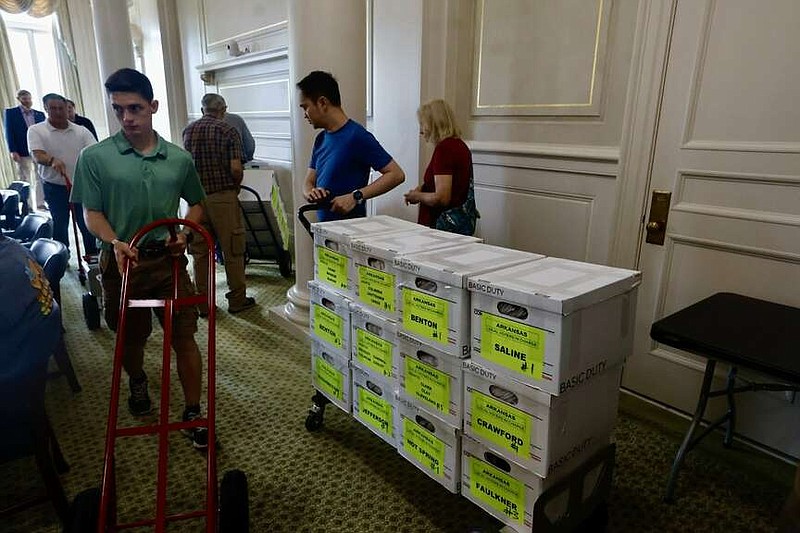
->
xmin=468 ymin=141 xmax=619 ymax=161
xmin=196 ymin=47 xmax=288 ymax=75
xmin=682 ymin=140 xmax=800 ymax=154
xmin=198 ymin=0 xmax=288 ymax=56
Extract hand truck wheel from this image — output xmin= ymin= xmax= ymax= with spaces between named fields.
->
xmin=82 ymin=292 xmax=101 ymax=330
xmin=69 ymin=487 xmax=101 ymax=532
xmin=304 ymin=391 xmax=330 ymax=432
xmin=219 ymin=469 xmax=249 ymax=532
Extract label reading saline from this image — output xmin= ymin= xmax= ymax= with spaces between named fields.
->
xmin=469 ymin=457 xmax=525 ymax=525
xmin=480 ymin=312 xmax=545 ymax=380
xmin=357 ymin=265 xmax=395 ymax=312
xmin=402 ymin=287 xmax=448 ymax=344
xmin=471 ymin=390 xmax=532 ymax=458
xmin=405 ymin=357 xmax=450 ymax=414
xmin=316 ymin=246 xmax=348 ymax=290
xmin=313 ymin=303 xmax=344 ymax=349
xmin=356 ymin=328 xmax=393 ymax=378
xmin=314 ymin=356 xmax=344 ymax=401
xmin=403 ymin=418 xmax=445 ymax=477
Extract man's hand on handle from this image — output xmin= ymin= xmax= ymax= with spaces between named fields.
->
xmin=304 ymin=187 xmax=330 ymax=203
xmin=111 ymin=239 xmax=138 ymax=275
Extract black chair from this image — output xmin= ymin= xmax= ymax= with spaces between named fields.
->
xmin=8 ymin=180 xmax=30 ymax=217
xmin=4 ymin=213 xmax=53 ymax=245
xmin=30 ymin=238 xmax=81 ymax=393
xmin=0 ymin=189 xmax=21 ymax=230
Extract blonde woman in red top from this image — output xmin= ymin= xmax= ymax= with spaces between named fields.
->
xmin=404 ymin=99 xmax=479 ymax=235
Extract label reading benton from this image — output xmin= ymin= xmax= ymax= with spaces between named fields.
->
xmin=357 ymin=265 xmax=396 ymax=312
xmin=402 ymin=287 xmax=448 ymax=344
xmin=469 ymin=457 xmax=525 ymax=525
xmin=316 ymin=246 xmax=348 ymax=290
xmin=404 ymin=357 xmax=450 ymax=414
xmin=480 ymin=312 xmax=546 ymax=379
xmin=313 ymin=303 xmax=344 ymax=349
xmin=314 ymin=356 xmax=344 ymax=402
xmin=403 ymin=417 xmax=445 ymax=477
xmin=470 ymin=390 xmax=532 ymax=458
xmin=356 ymin=328 xmax=394 ymax=378
xmin=357 ymin=387 xmax=392 ymax=436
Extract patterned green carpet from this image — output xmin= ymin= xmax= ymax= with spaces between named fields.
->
xmin=0 ymin=261 xmax=793 ymax=532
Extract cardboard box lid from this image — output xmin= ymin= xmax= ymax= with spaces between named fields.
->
xmin=311 ymin=215 xmax=421 ymax=242
xmin=468 ymin=257 xmax=641 ymax=315
xmin=351 ymin=229 xmax=481 ymax=261
xmin=394 ymin=243 xmax=544 ymax=287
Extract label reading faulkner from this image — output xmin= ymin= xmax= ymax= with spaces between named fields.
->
xmin=357 ymin=265 xmax=395 ymax=312
xmin=313 ymin=304 xmax=344 ymax=349
xmin=471 ymin=390 xmax=532 ymax=457
xmin=469 ymin=457 xmax=525 ymax=525
xmin=316 ymin=246 xmax=348 ymax=290
xmin=358 ymin=387 xmax=392 ymax=436
xmin=480 ymin=312 xmax=545 ymax=379
xmin=402 ymin=288 xmax=448 ymax=344
xmin=356 ymin=328 xmax=393 ymax=378
xmin=405 ymin=357 xmax=450 ymax=414
xmin=314 ymin=356 xmax=344 ymax=402
xmin=403 ymin=418 xmax=445 ymax=477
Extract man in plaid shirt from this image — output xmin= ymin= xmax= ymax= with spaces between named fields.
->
xmin=183 ymin=93 xmax=255 ymax=315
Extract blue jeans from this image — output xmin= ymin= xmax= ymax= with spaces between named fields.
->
xmin=42 ymin=182 xmax=98 ymax=255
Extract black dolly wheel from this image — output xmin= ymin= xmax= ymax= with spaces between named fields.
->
xmin=278 ymin=251 xmax=292 ymax=278
xmin=78 ymin=270 xmax=87 ymax=286
xmin=305 ymin=411 xmax=323 ymax=432
xmin=68 ymin=487 xmax=100 ymax=532
xmin=82 ymin=293 xmax=101 ymax=330
xmin=219 ymin=469 xmax=249 ymax=532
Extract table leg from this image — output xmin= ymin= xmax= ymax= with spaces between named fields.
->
xmin=665 ymin=358 xmax=716 ymax=503
xmin=724 ymin=366 xmax=738 ymax=448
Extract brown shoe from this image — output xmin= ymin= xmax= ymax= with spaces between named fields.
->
xmin=228 ymin=297 xmax=256 ymax=314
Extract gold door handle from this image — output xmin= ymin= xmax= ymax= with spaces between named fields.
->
xmin=646 ymin=221 xmax=662 ymax=232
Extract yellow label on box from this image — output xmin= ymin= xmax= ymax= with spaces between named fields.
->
xmin=357 ymin=265 xmax=395 ymax=312
xmin=469 ymin=456 xmax=525 ymax=525
xmin=358 ymin=387 xmax=392 ymax=436
xmin=356 ymin=328 xmax=393 ymax=378
xmin=314 ymin=356 xmax=344 ymax=402
xmin=271 ymin=184 xmax=290 ymax=250
xmin=470 ymin=390 xmax=532 ymax=457
xmin=480 ymin=312 xmax=546 ymax=380
xmin=316 ymin=246 xmax=348 ymax=290
xmin=404 ymin=357 xmax=450 ymax=414
xmin=401 ymin=288 xmax=448 ymax=345
xmin=403 ymin=417 xmax=445 ymax=477
xmin=313 ymin=303 xmax=344 ymax=349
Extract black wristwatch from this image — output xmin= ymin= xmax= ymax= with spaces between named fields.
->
xmin=353 ymin=189 xmax=365 ymax=205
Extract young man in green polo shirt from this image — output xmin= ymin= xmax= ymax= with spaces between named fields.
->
xmin=71 ymin=68 xmax=209 ymax=449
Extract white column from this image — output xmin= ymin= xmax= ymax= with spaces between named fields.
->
xmin=272 ymin=0 xmax=366 ymax=333
xmin=90 ymin=0 xmax=135 ymax=135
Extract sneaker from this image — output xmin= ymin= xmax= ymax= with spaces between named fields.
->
xmin=128 ymin=373 xmax=152 ymax=416
xmin=228 ymin=297 xmax=256 ymax=314
xmin=182 ymin=406 xmax=208 ymax=450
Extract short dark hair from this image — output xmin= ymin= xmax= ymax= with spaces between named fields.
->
xmin=296 ymin=71 xmax=341 ymax=107
xmin=17 ymin=90 xmax=30 ymax=98
xmin=42 ymin=93 xmax=66 ymax=107
xmin=65 ymin=99 xmax=76 ymax=106
xmin=104 ymin=68 xmax=154 ymax=102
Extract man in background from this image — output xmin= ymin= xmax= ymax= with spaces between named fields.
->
xmin=66 ymin=99 xmax=99 ymax=141
xmin=183 ymin=93 xmax=255 ymax=315
xmin=3 ymin=90 xmax=46 ymax=211
xmin=223 ymin=105 xmax=255 ymax=162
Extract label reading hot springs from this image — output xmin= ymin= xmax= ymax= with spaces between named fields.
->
xmin=356 ymin=328 xmax=393 ymax=378
xmin=316 ymin=246 xmax=348 ymax=290
xmin=469 ymin=457 xmax=525 ymax=525
xmin=405 ymin=357 xmax=450 ymax=414
xmin=471 ymin=390 xmax=532 ymax=458
xmin=403 ymin=418 xmax=445 ymax=477
xmin=402 ymin=288 xmax=448 ymax=344
xmin=357 ymin=265 xmax=395 ymax=312
xmin=313 ymin=304 xmax=344 ymax=349
xmin=480 ymin=312 xmax=545 ymax=380
xmin=314 ymin=357 xmax=344 ymax=402
xmin=358 ymin=387 xmax=392 ymax=436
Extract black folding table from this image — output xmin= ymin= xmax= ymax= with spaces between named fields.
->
xmin=649 ymin=292 xmax=800 ymax=502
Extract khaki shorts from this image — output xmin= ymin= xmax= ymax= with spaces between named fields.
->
xmin=100 ymin=250 xmax=198 ymax=346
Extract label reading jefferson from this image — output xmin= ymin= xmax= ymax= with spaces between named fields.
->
xmin=402 ymin=287 xmax=448 ymax=344
xmin=358 ymin=386 xmax=392 ymax=436
xmin=480 ymin=312 xmax=545 ymax=379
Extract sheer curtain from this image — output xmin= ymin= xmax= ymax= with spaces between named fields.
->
xmin=53 ymin=2 xmax=82 ymax=109
xmin=0 ymin=15 xmax=20 ymax=187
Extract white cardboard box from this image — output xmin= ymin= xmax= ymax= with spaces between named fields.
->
xmin=350 ymin=304 xmax=400 ymax=384
xmin=351 ymin=365 xmax=397 ymax=447
xmin=311 ymin=339 xmax=351 ymax=413
xmin=397 ymin=331 xmax=464 ymax=428
xmin=461 ymin=435 xmax=566 ymax=532
xmin=469 ymin=257 xmax=640 ymax=395
xmin=462 ymin=360 xmax=621 ymax=478
xmin=350 ymin=229 xmax=481 ymax=320
xmin=308 ymin=280 xmax=351 ymax=359
xmin=395 ymin=244 xmax=544 ymax=357
xmin=312 ymin=215 xmax=421 ymax=296
xmin=395 ymin=398 xmax=461 ymax=493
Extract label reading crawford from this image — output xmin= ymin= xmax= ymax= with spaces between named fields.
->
xmin=480 ymin=312 xmax=545 ymax=380
xmin=317 ymin=246 xmax=348 ymax=290
xmin=405 ymin=356 xmax=450 ymax=415
xmin=314 ymin=356 xmax=344 ymax=402
xmin=469 ymin=456 xmax=525 ymax=525
xmin=402 ymin=287 xmax=448 ymax=344
xmin=356 ymin=328 xmax=393 ymax=378
xmin=471 ymin=389 xmax=532 ymax=457
xmin=403 ymin=417 xmax=445 ymax=477
xmin=358 ymin=386 xmax=392 ymax=436
xmin=357 ymin=264 xmax=395 ymax=312
xmin=313 ymin=303 xmax=344 ymax=349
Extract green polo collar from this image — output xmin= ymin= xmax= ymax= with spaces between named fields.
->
xmin=111 ymin=130 xmax=168 ymax=158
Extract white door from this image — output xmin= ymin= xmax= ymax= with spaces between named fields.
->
xmin=622 ymin=0 xmax=800 ymax=456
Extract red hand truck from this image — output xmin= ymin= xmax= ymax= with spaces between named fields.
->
xmin=68 ymin=218 xmax=249 ymax=532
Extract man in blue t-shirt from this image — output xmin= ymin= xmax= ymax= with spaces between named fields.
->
xmin=298 ymin=71 xmax=405 ymax=221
